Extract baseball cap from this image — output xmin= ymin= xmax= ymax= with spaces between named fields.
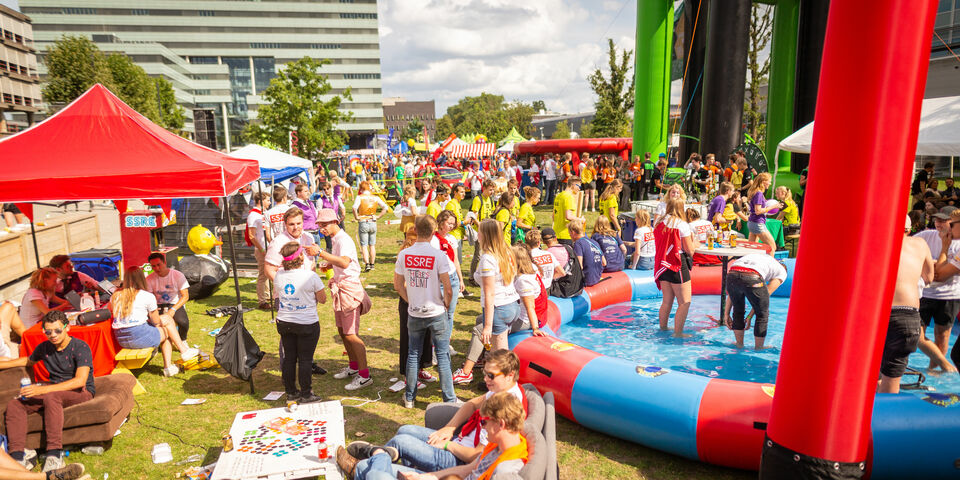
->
xmin=932 ymin=205 xmax=957 ymax=220
xmin=316 ymin=208 xmax=338 ymax=223
xmin=541 ymin=227 xmax=557 ymax=239
xmin=658 ymin=152 xmax=666 ymax=158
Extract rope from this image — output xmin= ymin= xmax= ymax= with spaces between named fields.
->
xmin=675 ymin=68 xmax=704 ymax=136
xmin=672 ymin=0 xmax=703 ymax=138
xmin=341 ymin=389 xmax=383 ymax=408
xmin=933 ymin=29 xmax=960 ymax=63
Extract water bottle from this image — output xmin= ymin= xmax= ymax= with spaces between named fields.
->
xmin=19 ymin=377 xmax=30 ymax=400
xmin=79 ymin=293 xmax=95 ymax=312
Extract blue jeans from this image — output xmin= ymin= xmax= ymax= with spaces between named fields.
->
xmin=636 ymin=255 xmax=655 ymax=270
xmin=447 ymin=273 xmax=460 ymax=331
xmin=358 ymin=220 xmax=377 ymax=246
xmin=406 ymin=313 xmax=455 ymax=403
xmin=490 ymin=301 xmax=521 ymax=335
xmin=384 ymin=425 xmax=461 ymax=471
xmin=355 ymin=451 xmax=420 ymax=480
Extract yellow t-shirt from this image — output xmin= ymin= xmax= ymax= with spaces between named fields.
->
xmin=471 ymin=195 xmax=494 ymax=221
xmin=426 ymin=201 xmax=443 ymax=219
xmin=495 ymin=207 xmax=513 ymax=244
xmin=581 ymin=167 xmax=596 ymax=184
xmin=598 ymin=194 xmax=619 ymax=221
xmin=781 ymin=198 xmax=799 ymax=225
xmin=509 ymin=197 xmax=520 ymax=219
xmin=445 ymin=199 xmax=464 ymax=239
xmin=518 ymin=202 xmax=536 ymax=230
xmin=553 ymin=190 xmax=576 ymax=240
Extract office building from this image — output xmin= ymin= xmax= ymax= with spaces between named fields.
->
xmin=0 ymin=0 xmax=39 ymax=135
xmin=382 ymin=97 xmax=436 ymax=141
xmin=20 ymin=0 xmax=384 ymax=149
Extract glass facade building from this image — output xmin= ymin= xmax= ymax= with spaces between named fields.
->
xmin=20 ymin=0 xmax=384 ymax=149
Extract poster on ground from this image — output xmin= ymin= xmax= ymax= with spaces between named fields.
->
xmin=211 ymin=401 xmax=345 ymax=480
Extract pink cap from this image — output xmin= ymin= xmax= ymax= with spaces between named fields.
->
xmin=317 ymin=208 xmax=338 ymax=223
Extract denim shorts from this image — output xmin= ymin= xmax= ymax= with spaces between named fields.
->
xmin=636 ymin=255 xmax=655 ymax=270
xmin=358 ymin=220 xmax=377 ymax=246
xmin=747 ymin=221 xmax=767 ymax=235
xmin=488 ymin=301 xmax=521 ymax=335
xmin=114 ymin=322 xmax=161 ymax=349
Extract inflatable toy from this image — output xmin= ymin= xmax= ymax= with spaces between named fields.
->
xmin=508 ymin=263 xmax=960 ymax=478
xmin=180 ymin=224 xmax=229 ymax=300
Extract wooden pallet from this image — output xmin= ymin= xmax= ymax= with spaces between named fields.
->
xmin=114 ymin=347 xmax=156 ymax=370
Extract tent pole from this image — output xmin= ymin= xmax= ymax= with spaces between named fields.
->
xmin=29 ymin=220 xmax=40 ymax=269
xmin=221 ymin=196 xmax=243 ymax=306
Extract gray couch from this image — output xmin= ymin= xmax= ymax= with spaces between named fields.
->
xmin=424 ymin=383 xmax=558 ymax=480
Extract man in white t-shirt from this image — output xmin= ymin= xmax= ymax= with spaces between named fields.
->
xmin=915 ymin=206 xmax=960 ymax=369
xmin=264 ymin=185 xmax=291 ymax=239
xmin=317 ymin=209 xmax=373 ymax=391
xmin=543 ymin=155 xmax=558 ymax=204
xmin=246 ymin=191 xmax=272 ymax=310
xmin=264 ymin=207 xmax=321 ymax=282
xmin=146 ymin=253 xmax=191 ymax=340
xmin=722 ymin=254 xmax=787 ymax=349
xmin=394 ymin=215 xmax=454 ymax=407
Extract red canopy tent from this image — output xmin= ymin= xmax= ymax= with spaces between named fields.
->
xmin=0 ymin=83 xmax=259 ymax=204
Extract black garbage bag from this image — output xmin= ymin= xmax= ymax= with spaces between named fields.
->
xmin=214 ymin=310 xmax=264 ymax=383
xmin=179 ymin=254 xmax=230 ymax=300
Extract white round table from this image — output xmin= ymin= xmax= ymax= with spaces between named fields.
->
xmin=694 ymin=243 xmax=768 ymax=322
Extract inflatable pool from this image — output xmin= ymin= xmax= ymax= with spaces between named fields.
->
xmin=507 ymin=260 xmax=960 ymax=478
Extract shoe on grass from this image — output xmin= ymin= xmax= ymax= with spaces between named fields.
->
xmin=42 ymin=454 xmax=65 ymax=473
xmin=403 ymin=398 xmax=415 ymax=409
xmin=347 ymin=442 xmax=399 ymax=462
xmin=180 ymin=347 xmax=199 ymax=361
xmin=333 ymin=367 xmax=358 ymax=379
xmin=345 ymin=375 xmax=372 ymax=391
xmin=336 ymin=446 xmax=358 ymax=480
xmin=46 ymin=463 xmax=86 ymax=480
xmin=299 ymin=393 xmax=323 ymax=404
xmin=452 ymin=368 xmax=473 ymax=385
xmin=162 ymin=365 xmax=179 ymax=377
xmin=311 ymin=362 xmax=327 ymax=375
xmin=418 ymin=370 xmax=437 ymax=383
xmin=15 ymin=450 xmax=36 ymax=471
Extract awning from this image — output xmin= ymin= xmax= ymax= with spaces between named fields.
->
xmin=448 ymin=143 xmax=496 ymax=158
xmin=228 ymin=144 xmax=313 ymax=169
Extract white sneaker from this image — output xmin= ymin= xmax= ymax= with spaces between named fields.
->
xmin=180 ymin=348 xmax=200 ymax=361
xmin=333 ymin=367 xmax=359 ymax=379
xmin=345 ymin=375 xmax=372 ymax=391
xmin=16 ymin=449 xmax=36 ymax=470
xmin=163 ymin=365 xmax=180 ymax=377
xmin=42 ymin=453 xmax=65 ymax=472
xmin=449 ymin=345 xmax=459 ymax=356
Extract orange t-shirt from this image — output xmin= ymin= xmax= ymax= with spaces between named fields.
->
xmin=601 ymin=167 xmax=616 ymax=183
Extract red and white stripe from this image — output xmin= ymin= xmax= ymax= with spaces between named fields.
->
xmin=447 ymin=143 xmax=495 ymax=158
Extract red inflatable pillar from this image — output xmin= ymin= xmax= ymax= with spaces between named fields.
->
xmin=760 ymin=2 xmax=936 ymax=479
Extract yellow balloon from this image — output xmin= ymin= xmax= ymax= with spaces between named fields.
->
xmin=407 ymin=139 xmax=415 ymax=147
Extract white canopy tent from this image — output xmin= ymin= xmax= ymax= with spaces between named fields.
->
xmin=229 ymin=144 xmax=313 ymax=169
xmin=776 ymin=96 xmax=960 ymax=182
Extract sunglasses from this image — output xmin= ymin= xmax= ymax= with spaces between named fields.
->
xmin=483 ymin=371 xmax=504 ymax=380
xmin=43 ymin=328 xmax=63 ymax=336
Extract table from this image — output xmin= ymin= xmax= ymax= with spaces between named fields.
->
xmin=631 ymin=200 xmax=708 ymax=219
xmin=736 ymin=218 xmax=785 ymax=248
xmin=212 ymin=400 xmax=345 ymax=480
xmin=694 ymin=243 xmax=769 ymax=324
xmin=19 ymin=317 xmax=120 ymax=381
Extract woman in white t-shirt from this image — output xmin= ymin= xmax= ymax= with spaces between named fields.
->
xmin=523 ymin=229 xmax=564 ymax=289
xmin=653 ymin=184 xmax=687 ymax=227
xmin=653 ymin=197 xmax=697 ymax=337
xmin=630 ymin=210 xmax=656 ymax=270
xmin=509 ymin=246 xmax=547 ymax=336
xmin=274 ymin=242 xmax=327 ymax=403
xmin=19 ymin=268 xmax=69 ymax=331
xmin=109 ymin=267 xmax=198 ymax=377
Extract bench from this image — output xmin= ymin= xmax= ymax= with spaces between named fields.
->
xmin=784 ymin=233 xmax=801 ymax=257
xmin=113 ymin=347 xmax=155 ymax=395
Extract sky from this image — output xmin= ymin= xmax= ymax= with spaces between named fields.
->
xmin=376 ymin=0 xmax=642 ymax=116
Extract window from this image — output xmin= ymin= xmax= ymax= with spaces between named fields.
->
xmin=340 ymin=13 xmax=377 ymax=19
xmin=62 ymin=8 xmax=97 ymax=14
xmin=253 ymin=57 xmax=275 ymax=93
xmin=343 ymin=73 xmax=381 ymax=79
xmin=189 ymin=56 xmax=219 ymax=64
xmin=198 ymin=10 xmax=216 ymax=17
xmin=131 ymin=9 xmax=150 ymax=15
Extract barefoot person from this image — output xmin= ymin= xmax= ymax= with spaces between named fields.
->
xmin=317 ymin=209 xmax=373 ymax=391
xmin=722 ymin=254 xmax=787 ymax=349
xmin=879 ymin=217 xmax=935 ymax=393
xmin=653 ymin=197 xmax=696 ymax=337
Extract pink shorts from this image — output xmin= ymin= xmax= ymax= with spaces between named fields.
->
xmin=335 ymin=307 xmax=361 ymax=335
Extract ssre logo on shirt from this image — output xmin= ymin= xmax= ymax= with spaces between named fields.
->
xmin=405 ymin=255 xmax=436 ymax=270
xmin=269 ymin=213 xmax=284 ymax=223
xmin=643 ymin=232 xmax=655 ymax=242
xmin=695 ymin=225 xmax=712 ymax=235
xmin=533 ymin=254 xmax=552 ymax=266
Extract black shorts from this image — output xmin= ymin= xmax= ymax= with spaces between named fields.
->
xmin=918 ymin=297 xmax=960 ymax=327
xmin=2 ymin=203 xmax=20 ymax=214
xmin=656 ymin=255 xmax=691 ymax=284
xmin=880 ymin=307 xmax=921 ymax=378
xmin=583 ymin=181 xmax=596 ymax=190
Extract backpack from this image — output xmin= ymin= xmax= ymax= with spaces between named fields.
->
xmin=549 ymin=244 xmax=584 ymax=298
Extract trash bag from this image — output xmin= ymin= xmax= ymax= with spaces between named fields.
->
xmin=179 ymin=254 xmax=230 ymax=300
xmin=213 ymin=310 xmax=264 ymax=382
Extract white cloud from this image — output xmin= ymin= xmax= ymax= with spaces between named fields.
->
xmin=378 ymin=0 xmax=639 ymax=116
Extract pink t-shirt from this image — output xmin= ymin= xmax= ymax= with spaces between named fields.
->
xmin=265 ymin=231 xmax=316 ymax=271
xmin=145 ymin=269 xmax=189 ymax=305
xmin=331 ymin=229 xmax=362 ymax=282
xmin=547 ymin=244 xmax=569 ymax=267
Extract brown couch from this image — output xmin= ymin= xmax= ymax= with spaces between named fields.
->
xmin=0 ymin=366 xmax=135 ymax=449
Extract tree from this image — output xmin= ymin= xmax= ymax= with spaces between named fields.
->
xmin=156 ymin=77 xmax=185 ymax=131
xmin=587 ymin=39 xmax=635 ymax=138
xmin=744 ymin=4 xmax=773 ymax=150
xmin=42 ymin=35 xmax=115 ymax=106
xmin=243 ymin=57 xmax=352 ymax=160
xmin=400 ymin=118 xmax=424 ymax=142
xmin=435 ymin=93 xmax=533 ymax=141
xmin=532 ymin=100 xmax=546 ymax=113
xmin=106 ymin=53 xmax=159 ymax=124
xmin=579 ymin=121 xmax=596 ymax=139
xmin=551 ymin=120 xmax=571 ymax=139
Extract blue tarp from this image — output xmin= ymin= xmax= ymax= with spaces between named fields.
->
xmin=260 ymin=166 xmax=308 ymax=184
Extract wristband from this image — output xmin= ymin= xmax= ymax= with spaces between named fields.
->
xmin=443 ymin=441 xmax=450 ymax=451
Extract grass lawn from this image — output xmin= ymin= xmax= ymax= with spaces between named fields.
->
xmin=72 ymin=204 xmax=753 ymax=479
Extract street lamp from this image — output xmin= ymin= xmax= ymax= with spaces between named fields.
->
xmin=539 ymin=127 xmax=543 ymax=139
